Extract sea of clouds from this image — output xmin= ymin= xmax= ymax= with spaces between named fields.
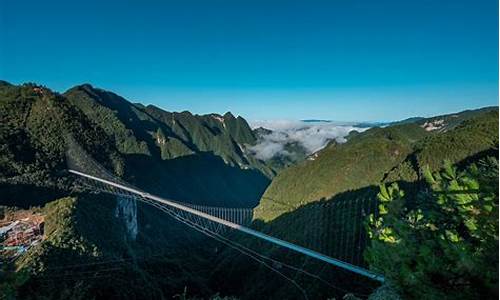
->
xmin=248 ymin=120 xmax=368 ymax=160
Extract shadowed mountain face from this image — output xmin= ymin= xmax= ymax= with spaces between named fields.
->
xmin=122 ymin=152 xmax=269 ymax=208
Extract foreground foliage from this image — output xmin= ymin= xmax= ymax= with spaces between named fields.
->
xmin=366 ymin=158 xmax=499 ymax=299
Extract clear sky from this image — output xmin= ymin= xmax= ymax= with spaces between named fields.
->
xmin=0 ymin=0 xmax=498 ymax=121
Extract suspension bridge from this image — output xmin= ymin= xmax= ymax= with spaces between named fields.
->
xmin=60 ymin=138 xmax=385 ymax=299
xmin=68 ymin=168 xmax=384 ymax=283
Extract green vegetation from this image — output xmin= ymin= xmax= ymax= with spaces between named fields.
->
xmin=0 ymin=81 xmax=271 ymax=299
xmin=0 ymin=268 xmax=29 ymax=300
xmin=66 ymin=83 xmax=266 ymax=173
xmin=65 ymin=84 xmax=151 ymax=155
xmin=255 ymin=123 xmax=429 ymax=221
xmin=256 ymin=108 xmax=499 ymax=221
xmin=8 ymin=194 xmax=219 ymax=299
xmin=0 ymin=83 xmax=123 ymax=207
xmin=62 ymin=84 xmax=273 ymax=205
xmin=0 ymin=81 xmax=270 ymax=208
xmin=220 ymin=107 xmax=498 ymax=300
xmin=0 ymin=80 xmax=497 ymax=299
xmin=366 ymin=158 xmax=498 ymax=299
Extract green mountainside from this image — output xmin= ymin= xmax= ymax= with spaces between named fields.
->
xmin=0 ymin=81 xmax=268 ymax=208
xmin=0 ymin=80 xmax=274 ymax=208
xmin=0 ymin=81 xmax=270 ymax=299
xmin=255 ymin=108 xmax=498 ymax=221
xmin=13 ymin=194 xmax=220 ymax=299
xmin=391 ymin=106 xmax=498 ymax=131
xmin=65 ymin=84 xmax=257 ymax=164
xmin=0 ymin=82 xmax=124 ymax=207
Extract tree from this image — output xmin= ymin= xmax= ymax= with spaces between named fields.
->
xmin=366 ymin=158 xmax=499 ymax=300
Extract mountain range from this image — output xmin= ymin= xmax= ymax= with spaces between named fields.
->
xmin=0 ymin=81 xmax=498 ymax=300
xmin=0 ymin=81 xmax=275 ymax=208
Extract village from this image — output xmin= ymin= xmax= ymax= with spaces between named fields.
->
xmin=0 ymin=211 xmax=44 ymax=264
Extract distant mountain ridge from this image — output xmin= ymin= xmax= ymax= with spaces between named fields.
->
xmin=388 ymin=106 xmax=498 ymax=128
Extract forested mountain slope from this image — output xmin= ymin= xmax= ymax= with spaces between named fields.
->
xmin=0 ymin=82 xmax=124 ymax=207
xmin=64 ymin=84 xmax=264 ymax=169
xmin=62 ymin=84 xmax=272 ymax=206
xmin=255 ymin=108 xmax=498 ymax=221
xmin=0 ymin=81 xmax=270 ymax=208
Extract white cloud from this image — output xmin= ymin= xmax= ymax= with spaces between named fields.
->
xmin=248 ymin=140 xmax=289 ymax=160
xmin=248 ymin=120 xmax=368 ymax=160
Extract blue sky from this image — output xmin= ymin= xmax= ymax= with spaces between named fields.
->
xmin=0 ymin=0 xmax=498 ymax=121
